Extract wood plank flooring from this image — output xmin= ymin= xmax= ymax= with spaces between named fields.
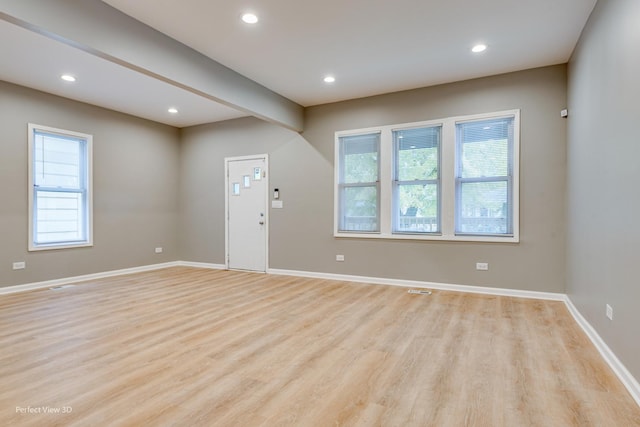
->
xmin=0 ymin=267 xmax=638 ymax=426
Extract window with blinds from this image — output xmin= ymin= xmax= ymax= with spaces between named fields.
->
xmin=393 ymin=126 xmax=441 ymax=233
xmin=28 ymin=124 xmax=93 ymax=250
xmin=337 ymin=133 xmax=380 ymax=232
xmin=456 ymin=117 xmax=514 ymax=236
xmin=334 ymin=110 xmax=519 ymax=242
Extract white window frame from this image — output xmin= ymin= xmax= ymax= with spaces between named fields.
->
xmin=334 ymin=110 xmax=520 ymax=243
xmin=28 ymin=123 xmax=94 ymax=251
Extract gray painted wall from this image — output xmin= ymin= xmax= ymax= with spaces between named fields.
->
xmin=180 ymin=65 xmax=568 ymax=293
xmin=0 ymin=81 xmax=180 ymax=287
xmin=178 ymin=118 xmax=304 ymax=263
xmin=567 ymin=0 xmax=640 ymax=381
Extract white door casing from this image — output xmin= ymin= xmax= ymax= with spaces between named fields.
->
xmin=225 ymin=155 xmax=268 ymax=272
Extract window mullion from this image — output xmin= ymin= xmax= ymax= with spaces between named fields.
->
xmin=440 ymin=119 xmax=456 ymax=237
xmin=379 ymin=130 xmax=393 ymax=234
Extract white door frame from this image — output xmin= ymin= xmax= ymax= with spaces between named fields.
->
xmin=224 ymin=154 xmax=269 ymax=272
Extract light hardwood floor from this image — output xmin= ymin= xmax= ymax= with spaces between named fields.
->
xmin=0 ymin=267 xmax=638 ymax=426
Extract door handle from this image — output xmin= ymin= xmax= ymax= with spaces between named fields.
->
xmin=259 ymin=221 xmax=264 ymax=225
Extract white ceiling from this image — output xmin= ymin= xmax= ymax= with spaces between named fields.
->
xmin=0 ymin=19 xmax=247 ymax=128
xmin=1 ymin=0 xmax=597 ymax=128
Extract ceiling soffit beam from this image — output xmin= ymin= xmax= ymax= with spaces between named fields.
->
xmin=0 ymin=0 xmax=304 ymax=132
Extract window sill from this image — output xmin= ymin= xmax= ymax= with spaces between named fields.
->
xmin=334 ymin=232 xmax=519 ymax=243
xmin=28 ymin=242 xmax=93 ymax=252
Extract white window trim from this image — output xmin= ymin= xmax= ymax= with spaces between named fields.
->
xmin=334 ymin=110 xmax=520 ymax=243
xmin=28 ymin=123 xmax=94 ymax=251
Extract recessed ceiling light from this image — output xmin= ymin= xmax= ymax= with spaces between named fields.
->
xmin=168 ymin=108 xmax=178 ymax=114
xmin=242 ymin=13 xmax=258 ymax=24
xmin=60 ymin=74 xmax=76 ymax=82
xmin=472 ymin=44 xmax=487 ymax=53
xmin=323 ymin=76 xmax=336 ymax=83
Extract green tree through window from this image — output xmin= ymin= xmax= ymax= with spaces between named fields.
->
xmin=338 ymin=133 xmax=380 ymax=231
xmin=394 ymin=126 xmax=441 ymax=233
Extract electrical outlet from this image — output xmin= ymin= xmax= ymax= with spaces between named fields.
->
xmin=476 ymin=262 xmax=489 ymax=271
xmin=155 ymin=247 xmax=163 ymax=254
xmin=12 ymin=261 xmax=26 ymax=270
xmin=336 ymin=254 xmax=345 ymax=262
xmin=606 ymin=304 xmax=613 ymax=320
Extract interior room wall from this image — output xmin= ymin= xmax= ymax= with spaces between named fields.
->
xmin=180 ymin=65 xmax=568 ymax=293
xmin=567 ymin=0 xmax=640 ymax=382
xmin=0 ymin=81 xmax=180 ymax=288
xmin=178 ymin=117 xmax=305 ymax=263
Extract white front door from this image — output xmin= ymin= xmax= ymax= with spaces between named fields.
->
xmin=226 ymin=156 xmax=268 ymax=272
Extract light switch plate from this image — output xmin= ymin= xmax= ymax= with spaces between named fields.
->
xmin=272 ymin=200 xmax=283 ymax=209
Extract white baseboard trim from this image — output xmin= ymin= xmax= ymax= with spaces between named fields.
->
xmin=564 ymin=296 xmax=640 ymax=407
xmin=267 ymin=268 xmax=566 ymax=301
xmin=177 ymin=261 xmax=227 ymax=270
xmin=0 ymin=262 xmax=181 ymax=296
xmin=0 ymin=261 xmax=228 ymax=296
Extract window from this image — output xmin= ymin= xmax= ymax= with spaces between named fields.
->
xmin=334 ymin=110 xmax=519 ymax=242
xmin=393 ymin=126 xmax=441 ymax=233
xmin=456 ymin=117 xmax=514 ymax=235
xmin=337 ymin=133 xmax=380 ymax=232
xmin=28 ymin=124 xmax=93 ymax=250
